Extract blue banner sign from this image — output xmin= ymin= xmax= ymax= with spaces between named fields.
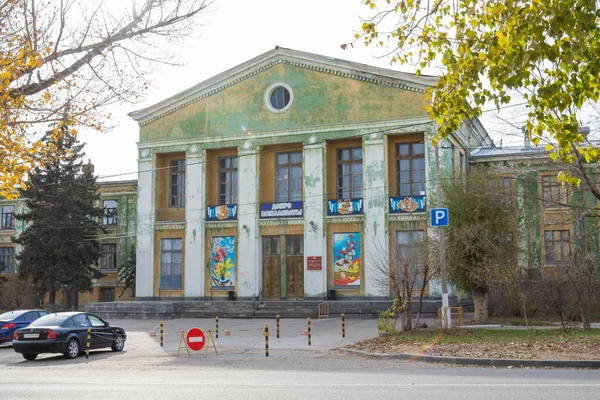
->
xmin=207 ymin=204 xmax=238 ymax=221
xmin=389 ymin=195 xmax=426 ymax=213
xmin=260 ymin=202 xmax=303 ymax=218
xmin=327 ymin=198 xmax=364 ymax=216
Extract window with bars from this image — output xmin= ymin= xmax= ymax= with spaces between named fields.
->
xmin=100 ymin=244 xmax=117 ymax=270
xmin=276 ymin=152 xmax=302 ymax=202
xmin=541 ymin=175 xmax=570 ymax=208
xmin=1 ymin=205 xmax=14 ymax=230
xmin=544 ymin=230 xmax=571 ymax=265
xmin=218 ymin=156 xmax=238 ymax=205
xmin=337 ymin=148 xmax=363 ymax=199
xmin=100 ymin=288 xmax=115 ymax=302
xmin=102 ymin=200 xmax=118 ymax=225
xmin=0 ymin=247 xmax=14 ymax=273
xmin=396 ymin=143 xmax=425 ymax=197
xmin=169 ymin=160 xmax=185 ymax=207
xmin=160 ymin=238 xmax=183 ymax=289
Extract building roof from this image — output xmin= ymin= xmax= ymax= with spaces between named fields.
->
xmin=470 ymin=145 xmax=547 ymax=159
xmin=128 ymin=46 xmax=439 ymax=126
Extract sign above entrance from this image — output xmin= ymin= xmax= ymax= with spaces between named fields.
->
xmin=327 ymin=198 xmax=363 ymax=216
xmin=307 ymin=256 xmax=322 ymax=271
xmin=260 ymin=202 xmax=303 ymax=218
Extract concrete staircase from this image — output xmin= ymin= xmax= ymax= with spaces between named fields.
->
xmin=86 ymin=297 xmax=466 ymax=320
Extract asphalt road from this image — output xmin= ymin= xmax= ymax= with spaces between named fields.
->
xmin=0 ymin=318 xmax=598 ymax=399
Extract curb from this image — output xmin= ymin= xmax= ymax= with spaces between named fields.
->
xmin=338 ymin=348 xmax=600 ymax=369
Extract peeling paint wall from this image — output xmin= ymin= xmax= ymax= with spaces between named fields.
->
xmin=303 ymin=143 xmax=326 ymax=298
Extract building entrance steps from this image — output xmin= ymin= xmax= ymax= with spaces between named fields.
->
xmin=86 ymin=297 xmax=469 ymax=320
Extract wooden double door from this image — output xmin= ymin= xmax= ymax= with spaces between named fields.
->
xmin=262 ymin=235 xmax=304 ymax=300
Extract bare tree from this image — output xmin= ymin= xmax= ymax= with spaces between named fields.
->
xmin=1 ymin=0 xmax=213 ymax=197
xmin=370 ymin=234 xmax=439 ymax=332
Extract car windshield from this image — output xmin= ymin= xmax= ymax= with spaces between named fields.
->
xmin=29 ymin=313 xmax=71 ymax=327
xmin=0 ymin=310 xmax=26 ymax=320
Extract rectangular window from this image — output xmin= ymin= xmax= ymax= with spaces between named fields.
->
xmin=459 ymin=152 xmax=465 ymax=173
xmin=396 ymin=230 xmax=425 ymax=268
xmin=1 ymin=205 xmax=15 ymax=230
xmin=218 ymin=156 xmax=238 ymax=205
xmin=100 ymin=244 xmax=117 ymax=270
xmin=160 ymin=238 xmax=183 ymax=290
xmin=544 ymin=230 xmax=571 ymax=265
xmin=541 ymin=175 xmax=570 ymax=208
xmin=100 ymin=288 xmax=115 ymax=302
xmin=337 ymin=147 xmax=363 ymax=199
xmin=169 ymin=160 xmax=185 ymax=207
xmin=102 ymin=200 xmax=118 ymax=225
xmin=276 ymin=152 xmax=302 ymax=202
xmin=396 ymin=143 xmax=425 ymax=197
xmin=0 ymin=247 xmax=14 ymax=273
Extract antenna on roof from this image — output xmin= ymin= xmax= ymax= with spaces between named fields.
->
xmin=275 ymin=45 xmax=279 ymax=50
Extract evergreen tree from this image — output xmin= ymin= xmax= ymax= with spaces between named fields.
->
xmin=14 ymin=128 xmax=104 ymax=312
xmin=117 ymin=244 xmax=136 ymax=296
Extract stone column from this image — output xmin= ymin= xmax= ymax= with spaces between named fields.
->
xmin=184 ymin=147 xmax=205 ymax=297
xmin=237 ymin=148 xmax=260 ymax=298
xmin=363 ymin=136 xmax=388 ymax=297
xmin=135 ymin=152 xmax=155 ymax=298
xmin=303 ymin=142 xmax=326 ymax=298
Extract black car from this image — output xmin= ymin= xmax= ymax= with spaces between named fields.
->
xmin=12 ymin=312 xmax=126 ymax=360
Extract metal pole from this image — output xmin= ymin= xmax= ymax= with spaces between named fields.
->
xmin=276 ymin=314 xmax=280 ymax=339
xmin=434 ymin=141 xmax=451 ymax=329
xmin=307 ymin=317 xmax=311 ymax=346
xmin=265 ymin=324 xmax=269 ymax=357
xmin=160 ymin=320 xmax=163 ymax=347
xmin=86 ymin=328 xmax=91 ymax=360
xmin=341 ymin=313 xmax=345 ymax=338
xmin=216 ymin=316 xmax=219 ymax=338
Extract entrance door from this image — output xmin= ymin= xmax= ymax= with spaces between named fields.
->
xmin=262 ymin=236 xmax=281 ymax=300
xmin=285 ymin=235 xmax=304 ymax=300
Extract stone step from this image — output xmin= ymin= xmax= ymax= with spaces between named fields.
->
xmin=86 ymin=297 xmax=466 ymax=320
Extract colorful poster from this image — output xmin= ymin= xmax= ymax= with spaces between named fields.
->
xmin=327 ymin=199 xmax=364 ymax=215
xmin=389 ymin=195 xmax=426 ymax=213
xmin=207 ymin=204 xmax=237 ymax=221
xmin=333 ymin=233 xmax=361 ymax=287
xmin=210 ymin=236 xmax=235 ymax=288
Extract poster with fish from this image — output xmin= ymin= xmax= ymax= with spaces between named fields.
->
xmin=333 ymin=232 xmax=361 ymax=287
xmin=211 ymin=236 xmax=235 ymax=288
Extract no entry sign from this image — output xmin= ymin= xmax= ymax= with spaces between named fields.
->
xmin=185 ymin=327 xmax=206 ymax=351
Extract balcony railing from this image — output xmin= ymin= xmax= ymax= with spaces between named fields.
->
xmin=155 ymin=207 xmax=185 ymax=223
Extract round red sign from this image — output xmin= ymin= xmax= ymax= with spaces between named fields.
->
xmin=185 ymin=327 xmax=206 ymax=351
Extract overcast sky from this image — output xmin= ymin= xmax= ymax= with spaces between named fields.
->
xmin=81 ymin=0 xmax=583 ymax=183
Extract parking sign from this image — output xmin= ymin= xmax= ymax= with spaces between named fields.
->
xmin=430 ymin=208 xmax=449 ymax=227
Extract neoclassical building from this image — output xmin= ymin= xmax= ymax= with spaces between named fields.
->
xmin=129 ymin=47 xmax=491 ymax=301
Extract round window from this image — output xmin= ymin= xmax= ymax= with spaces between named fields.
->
xmin=265 ymin=83 xmax=294 ymax=113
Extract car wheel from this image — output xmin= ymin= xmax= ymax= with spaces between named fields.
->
xmin=64 ymin=338 xmax=80 ymax=359
xmin=111 ymin=334 xmax=125 ymax=352
xmin=22 ymin=353 xmax=38 ymax=361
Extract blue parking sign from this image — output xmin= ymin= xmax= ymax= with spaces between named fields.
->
xmin=430 ymin=208 xmax=449 ymax=226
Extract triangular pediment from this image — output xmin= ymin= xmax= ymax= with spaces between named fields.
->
xmin=131 ymin=47 xmax=437 ymax=142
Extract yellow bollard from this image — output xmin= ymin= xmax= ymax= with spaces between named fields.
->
xmin=342 ymin=314 xmax=346 ymax=338
xmin=265 ymin=324 xmax=269 ymax=357
xmin=216 ymin=316 xmax=219 ymax=339
xmin=307 ymin=317 xmax=311 ymax=346
xmin=276 ymin=314 xmax=280 ymax=339
xmin=86 ymin=328 xmax=91 ymax=359
xmin=160 ymin=320 xmax=164 ymax=347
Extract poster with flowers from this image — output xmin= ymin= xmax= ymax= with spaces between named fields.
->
xmin=333 ymin=232 xmax=361 ymax=287
xmin=211 ymin=236 xmax=235 ymax=288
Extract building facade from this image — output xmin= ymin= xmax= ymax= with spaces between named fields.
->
xmin=0 ymin=180 xmax=137 ymax=309
xmin=130 ymin=47 xmax=490 ymax=301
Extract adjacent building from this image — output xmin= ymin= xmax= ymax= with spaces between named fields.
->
xmin=0 ymin=180 xmax=137 ymax=309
